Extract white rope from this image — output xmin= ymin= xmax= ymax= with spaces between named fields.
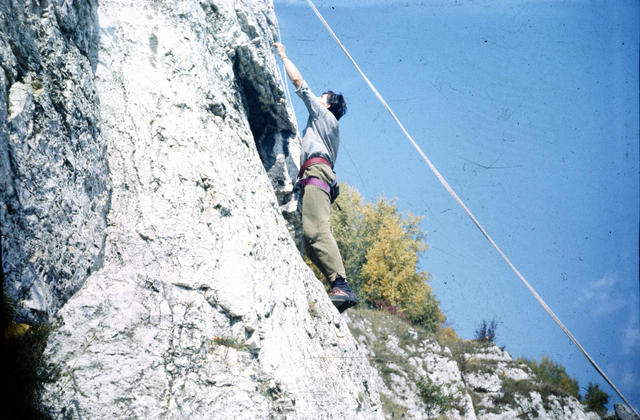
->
xmin=275 ymin=23 xmax=300 ymax=139
xmin=303 ymin=0 xmax=639 ymax=415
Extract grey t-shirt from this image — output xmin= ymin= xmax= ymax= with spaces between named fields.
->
xmin=295 ymin=80 xmax=339 ymax=167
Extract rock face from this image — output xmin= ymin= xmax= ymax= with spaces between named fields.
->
xmin=346 ymin=308 xmax=601 ymax=420
xmin=346 ymin=309 xmax=475 ymax=419
xmin=1 ymin=0 xmax=381 ymax=418
xmin=1 ymin=0 xmax=108 ymax=322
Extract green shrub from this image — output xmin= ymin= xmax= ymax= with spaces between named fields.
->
xmin=494 ymin=377 xmax=569 ymax=410
xmin=518 ymin=355 xmax=579 ymax=399
xmin=416 ymin=376 xmax=457 ymax=415
xmin=583 ymin=383 xmax=608 ymax=417
xmin=494 ymin=378 xmax=533 ymax=406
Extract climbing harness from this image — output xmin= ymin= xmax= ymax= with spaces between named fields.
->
xmin=299 ymin=177 xmax=330 ymax=194
xmin=301 ymin=0 xmax=639 ymax=415
xmin=297 ymin=155 xmax=340 ymax=203
xmin=300 ymin=176 xmax=338 ymax=204
xmin=297 ymin=155 xmax=333 ymax=178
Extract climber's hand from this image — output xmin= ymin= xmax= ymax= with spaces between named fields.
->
xmin=272 ymin=42 xmax=287 ymax=59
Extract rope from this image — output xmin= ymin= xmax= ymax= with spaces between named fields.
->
xmin=302 ymin=0 xmax=639 ymax=416
xmin=275 ymin=23 xmax=300 ymax=139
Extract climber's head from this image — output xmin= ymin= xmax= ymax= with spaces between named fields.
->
xmin=321 ymin=91 xmax=347 ymax=121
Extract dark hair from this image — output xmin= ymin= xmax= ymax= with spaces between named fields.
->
xmin=323 ymin=90 xmax=347 ymax=120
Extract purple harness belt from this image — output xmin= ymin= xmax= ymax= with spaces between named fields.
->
xmin=298 ymin=177 xmax=331 ymax=194
xmin=297 ymin=156 xmax=334 ymax=195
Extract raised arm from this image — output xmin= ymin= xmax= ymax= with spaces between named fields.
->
xmin=273 ymin=42 xmax=303 ymax=89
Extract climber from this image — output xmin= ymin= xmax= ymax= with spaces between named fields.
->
xmin=273 ymin=41 xmax=358 ymax=313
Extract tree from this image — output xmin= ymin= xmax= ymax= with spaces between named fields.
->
xmin=583 ymin=383 xmax=609 ymax=417
xmin=360 ymin=204 xmax=424 ymax=307
xmin=401 ymin=281 xmax=444 ymax=333
xmin=474 ymin=319 xmax=497 ymax=343
xmin=360 ymin=198 xmax=424 ymax=302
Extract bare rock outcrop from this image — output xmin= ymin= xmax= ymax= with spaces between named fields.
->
xmin=1 ymin=0 xmax=108 ymax=322
xmin=346 ymin=308 xmax=600 ymax=420
xmin=1 ymin=0 xmax=381 ymax=418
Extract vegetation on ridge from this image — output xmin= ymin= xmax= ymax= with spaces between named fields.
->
xmin=517 ymin=355 xmax=580 ymax=399
xmin=351 ymin=306 xmax=613 ymax=419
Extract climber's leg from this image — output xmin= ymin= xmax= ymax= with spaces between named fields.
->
xmin=301 ymin=165 xmax=357 ymax=312
xmin=301 ymin=165 xmax=346 ymax=284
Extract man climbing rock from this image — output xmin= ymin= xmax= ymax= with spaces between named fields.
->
xmin=273 ymin=41 xmax=358 ymax=313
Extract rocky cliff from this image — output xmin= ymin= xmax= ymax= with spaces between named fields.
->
xmin=1 ymin=0 xmax=381 ymax=417
xmin=346 ymin=308 xmax=601 ymax=420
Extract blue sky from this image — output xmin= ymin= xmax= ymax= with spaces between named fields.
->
xmin=273 ymin=0 xmax=639 ymax=411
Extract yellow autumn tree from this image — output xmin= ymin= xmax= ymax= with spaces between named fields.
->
xmin=329 ymin=187 xmax=441 ymax=331
xmin=361 ymin=201 xmax=424 ymax=306
xmin=360 ymin=198 xmax=444 ymax=332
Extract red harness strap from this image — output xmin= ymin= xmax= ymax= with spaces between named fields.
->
xmin=297 ymin=156 xmax=332 ymax=179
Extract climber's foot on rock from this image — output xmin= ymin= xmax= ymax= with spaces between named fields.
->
xmin=328 ymin=277 xmax=358 ymax=313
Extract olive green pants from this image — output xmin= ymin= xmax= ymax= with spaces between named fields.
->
xmin=301 ymin=164 xmax=346 ymax=284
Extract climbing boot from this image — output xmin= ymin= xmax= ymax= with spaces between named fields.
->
xmin=328 ymin=277 xmax=358 ymax=313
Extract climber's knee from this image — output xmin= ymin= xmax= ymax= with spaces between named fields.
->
xmin=303 ymin=220 xmax=322 ymax=244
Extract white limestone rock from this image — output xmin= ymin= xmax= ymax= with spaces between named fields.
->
xmin=498 ymin=364 xmax=534 ymax=382
xmin=346 ymin=309 xmax=474 ymax=419
xmin=1 ymin=0 xmax=108 ymax=322
xmin=465 ymin=371 xmax=502 ymax=394
xmin=2 ymin=0 xmax=382 ymax=418
xmin=346 ymin=309 xmax=600 ymax=420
